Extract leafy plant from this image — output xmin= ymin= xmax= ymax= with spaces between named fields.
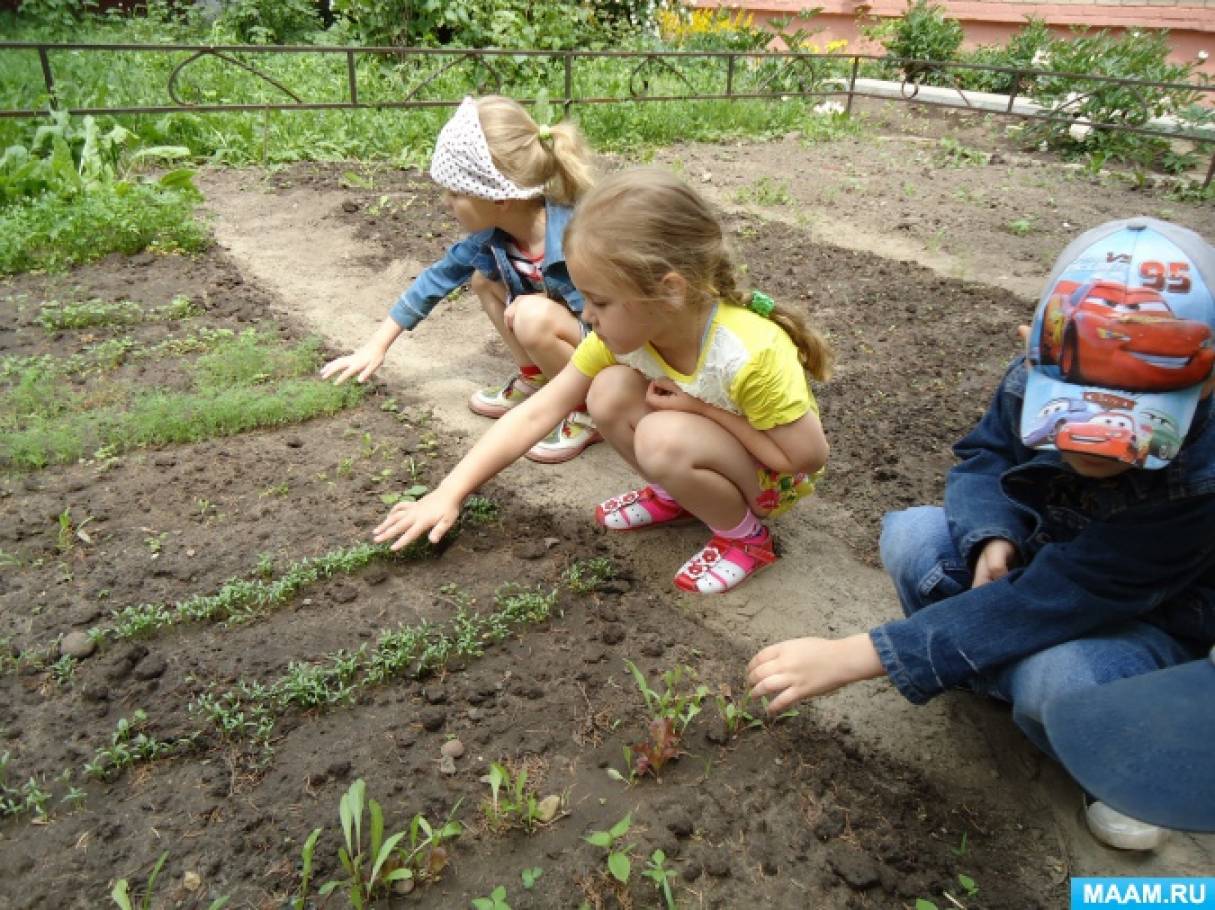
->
xmin=867 ymin=0 xmax=963 ymax=83
xmin=292 ymin=827 xmax=323 ymax=910
xmin=212 ymin=0 xmax=319 ymax=45
xmin=17 ymin=0 xmax=99 ymax=35
xmin=0 ymin=754 xmax=55 ymax=822
xmin=333 ymin=0 xmax=604 ymax=52
xmin=56 ymin=507 xmax=89 ymax=554
xmin=1021 ymin=28 xmax=1209 ymax=174
xmin=50 ymin=654 xmax=76 ymax=687
xmin=958 ymin=17 xmax=1052 ymax=94
xmin=713 ymin=688 xmax=762 ymax=739
xmin=564 ymin=556 xmax=617 ymax=594
xmin=144 ymin=533 xmax=167 ymax=558
xmin=254 ymin=552 xmax=275 ymax=579
xmin=642 ymin=849 xmax=679 ymax=909
xmin=622 ymin=661 xmax=708 ymax=778
xmin=84 ymin=709 xmax=189 ymax=781
xmin=0 ymin=112 xmax=203 ymax=274
xmin=380 ymin=484 xmax=428 ymax=507
xmin=317 ymin=779 xmax=461 ymax=906
xmin=585 ymin=814 xmax=634 ymax=885
xmin=520 ymin=866 xmax=543 ymax=889
xmin=482 ymin=761 xmax=543 ymax=833
xmin=461 ymin=494 xmax=499 ymax=525
xmin=472 ymin=885 xmax=512 ymax=910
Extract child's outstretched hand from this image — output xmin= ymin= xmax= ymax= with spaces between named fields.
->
xmin=373 ymin=489 xmax=461 ymax=550
xmin=645 ymin=379 xmax=703 ymax=415
xmin=320 ymin=345 xmax=386 ymax=386
xmin=747 ymin=634 xmax=885 ymax=714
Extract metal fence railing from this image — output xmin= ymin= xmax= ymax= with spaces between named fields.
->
xmin=2 ymin=42 xmax=1213 ymax=186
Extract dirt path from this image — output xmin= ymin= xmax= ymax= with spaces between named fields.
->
xmin=199 ymin=143 xmax=1214 ymax=879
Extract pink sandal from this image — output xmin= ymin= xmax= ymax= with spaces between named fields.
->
xmin=673 ymin=531 xmax=777 ymax=594
xmin=595 ymin=486 xmax=694 ymax=531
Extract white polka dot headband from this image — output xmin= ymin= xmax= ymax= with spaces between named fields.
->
xmin=429 ymin=97 xmax=545 ymax=201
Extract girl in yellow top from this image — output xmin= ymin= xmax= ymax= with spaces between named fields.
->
xmin=374 ymin=168 xmax=832 ymax=594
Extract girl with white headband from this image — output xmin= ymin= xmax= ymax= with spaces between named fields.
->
xmin=321 ymin=95 xmax=600 ymax=463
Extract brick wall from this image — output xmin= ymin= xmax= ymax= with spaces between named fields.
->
xmin=694 ymin=0 xmax=1214 ymax=73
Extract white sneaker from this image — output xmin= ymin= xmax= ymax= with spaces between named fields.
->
xmin=1086 ymin=800 xmax=1170 ymax=851
xmin=524 ymin=411 xmax=602 ymax=464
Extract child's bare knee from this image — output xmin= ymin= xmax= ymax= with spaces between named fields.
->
xmin=511 ymin=295 xmax=560 ymax=347
xmin=634 ymin=413 xmax=690 ymax=476
xmin=587 ymin=366 xmax=643 ymax=422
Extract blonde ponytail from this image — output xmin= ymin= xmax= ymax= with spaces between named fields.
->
xmin=710 ymin=243 xmax=834 ymax=382
xmin=475 ymin=96 xmax=595 ymax=206
xmin=543 ymin=119 xmax=595 ymax=205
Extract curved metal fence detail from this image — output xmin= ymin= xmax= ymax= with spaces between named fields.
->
xmin=2 ymin=42 xmax=1212 ymax=186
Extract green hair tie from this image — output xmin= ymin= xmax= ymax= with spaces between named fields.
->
xmin=537 ymin=125 xmax=553 ymax=143
xmin=749 ymin=290 xmax=775 ymax=318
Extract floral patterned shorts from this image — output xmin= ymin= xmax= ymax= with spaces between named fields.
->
xmin=754 ymin=464 xmax=822 ymax=518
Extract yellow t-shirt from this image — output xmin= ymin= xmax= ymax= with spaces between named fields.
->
xmin=570 ymin=302 xmax=816 ymax=430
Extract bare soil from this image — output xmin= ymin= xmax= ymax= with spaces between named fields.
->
xmin=2 ymin=99 xmax=1213 ymax=910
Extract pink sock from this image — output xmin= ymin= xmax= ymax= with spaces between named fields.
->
xmin=649 ymin=483 xmax=677 ymax=503
xmin=711 ymin=510 xmax=765 ymax=540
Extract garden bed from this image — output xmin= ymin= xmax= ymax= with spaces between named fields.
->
xmin=0 ymin=239 xmax=1066 ymax=908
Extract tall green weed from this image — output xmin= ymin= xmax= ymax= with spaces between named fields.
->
xmin=0 ymin=111 xmax=205 ymax=272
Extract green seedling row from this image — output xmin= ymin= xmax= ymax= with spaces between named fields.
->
xmin=3 ymin=377 xmax=365 ymax=469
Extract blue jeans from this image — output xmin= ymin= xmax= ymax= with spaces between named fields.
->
xmin=879 ymin=506 xmax=1199 ymax=758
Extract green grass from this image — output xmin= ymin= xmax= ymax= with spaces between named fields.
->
xmin=37 ymin=293 xmax=197 ymax=332
xmin=734 ymin=175 xmax=793 ymax=206
xmin=0 ymin=331 xmax=365 ymax=469
xmin=3 ymin=378 xmax=361 ymax=469
xmin=0 ymin=327 xmax=245 ymax=384
xmin=0 ymin=181 xmax=208 ymax=274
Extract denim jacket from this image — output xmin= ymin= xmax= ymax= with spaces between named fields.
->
xmin=872 ymin=357 xmax=1215 ymax=704
xmin=388 ymin=199 xmax=582 ymax=331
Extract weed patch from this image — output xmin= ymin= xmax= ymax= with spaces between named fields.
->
xmin=0 ymin=181 xmax=207 ymax=275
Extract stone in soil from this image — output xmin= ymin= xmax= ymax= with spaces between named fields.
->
xmin=59 ymin=631 xmax=96 ymax=659
xmin=440 ymin=738 xmax=465 ymax=759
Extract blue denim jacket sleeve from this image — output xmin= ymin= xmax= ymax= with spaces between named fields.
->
xmin=388 ymin=229 xmax=497 ymax=330
xmin=944 ymin=360 xmax=1037 ymax=565
xmin=871 ymin=494 xmax=1215 ymax=704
